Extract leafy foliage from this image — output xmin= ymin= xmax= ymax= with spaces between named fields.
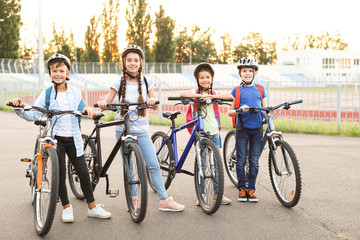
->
xmin=101 ymin=0 xmax=120 ymax=62
xmin=153 ymin=5 xmax=176 ymax=62
xmin=125 ymin=0 xmax=152 ymax=60
xmin=0 ymin=0 xmax=22 ymax=58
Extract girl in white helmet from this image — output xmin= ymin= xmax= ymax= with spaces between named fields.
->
xmin=97 ymin=45 xmax=185 ymax=212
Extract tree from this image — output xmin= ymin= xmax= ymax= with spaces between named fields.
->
xmin=0 ymin=0 xmax=22 ymax=58
xmin=283 ymin=31 xmax=348 ymax=51
xmin=233 ymin=32 xmax=276 ymax=64
xmin=174 ymin=25 xmax=217 ymax=63
xmin=81 ymin=16 xmax=101 ymax=62
xmin=153 ymin=5 xmax=176 ymax=62
xmin=101 ymin=0 xmax=120 ymax=62
xmin=125 ymin=0 xmax=152 ymax=60
xmin=219 ymin=32 xmax=233 ymax=64
xmin=174 ymin=27 xmax=190 ymax=63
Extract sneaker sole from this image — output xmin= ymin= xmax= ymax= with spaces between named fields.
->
xmin=159 ymin=207 xmax=184 ymax=212
xmin=87 ymin=213 xmax=111 ymax=219
xmin=62 ymin=219 xmax=74 ymax=223
xmin=237 ymin=198 xmax=248 ymax=202
xmin=248 ymin=199 xmax=258 ymax=203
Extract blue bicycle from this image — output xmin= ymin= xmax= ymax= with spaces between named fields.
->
xmin=149 ymin=97 xmax=230 ymax=214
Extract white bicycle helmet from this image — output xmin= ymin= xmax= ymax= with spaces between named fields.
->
xmin=237 ymin=57 xmax=259 ymax=71
xmin=121 ymin=44 xmax=144 ymax=59
xmin=47 ymin=53 xmax=71 ymax=72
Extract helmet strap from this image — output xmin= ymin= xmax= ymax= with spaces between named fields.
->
xmin=125 ymin=71 xmax=140 ymax=79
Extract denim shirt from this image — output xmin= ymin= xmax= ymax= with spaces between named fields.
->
xmin=15 ymin=84 xmax=86 ymax=157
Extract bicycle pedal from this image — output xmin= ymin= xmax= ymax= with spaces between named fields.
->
xmin=108 ymin=190 xmax=119 ymax=198
xmin=21 ymin=158 xmax=32 ymax=162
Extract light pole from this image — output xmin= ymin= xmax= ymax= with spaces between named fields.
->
xmin=38 ymin=0 xmax=45 ymax=89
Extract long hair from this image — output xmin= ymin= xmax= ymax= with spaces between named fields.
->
xmin=118 ymin=55 xmax=146 ymax=117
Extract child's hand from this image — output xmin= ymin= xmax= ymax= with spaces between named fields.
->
xmin=96 ymin=100 xmax=107 ymax=109
xmin=241 ymin=105 xmax=249 ymax=113
xmin=83 ymin=106 xmax=95 ymax=118
xmin=147 ymin=97 xmax=157 ymax=107
xmin=199 ymin=95 xmax=212 ymax=100
xmin=8 ymin=98 xmax=22 ymax=107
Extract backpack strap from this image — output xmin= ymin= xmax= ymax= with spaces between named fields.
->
xmin=45 ymin=86 xmax=52 ymax=110
xmin=254 ymin=83 xmax=264 ymax=100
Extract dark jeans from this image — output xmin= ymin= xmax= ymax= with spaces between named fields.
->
xmin=56 ymin=136 xmax=95 ymax=205
xmin=235 ymin=127 xmax=262 ymax=191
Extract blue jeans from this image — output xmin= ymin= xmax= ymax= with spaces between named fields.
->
xmin=116 ymin=131 xmax=168 ymax=199
xmin=235 ymin=127 xmax=262 ymax=191
xmin=200 ymin=133 xmax=220 ymax=195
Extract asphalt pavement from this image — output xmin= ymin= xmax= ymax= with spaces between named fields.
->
xmin=0 ymin=111 xmax=359 ymax=240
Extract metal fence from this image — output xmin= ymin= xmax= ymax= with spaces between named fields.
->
xmin=0 ymin=71 xmax=359 ymax=136
xmin=0 ymin=58 xmax=186 ymax=74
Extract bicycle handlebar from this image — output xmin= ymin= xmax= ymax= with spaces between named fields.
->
xmin=6 ymin=102 xmax=83 ymax=117
xmin=247 ymin=100 xmax=303 ymax=114
xmin=94 ymin=101 xmax=160 ymax=108
xmin=168 ymin=97 xmax=232 ymax=105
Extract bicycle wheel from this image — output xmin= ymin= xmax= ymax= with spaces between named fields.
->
xmin=150 ymin=131 xmax=175 ymax=192
xmin=68 ymin=134 xmax=96 ymax=200
xmin=268 ymin=139 xmax=301 ymax=208
xmin=34 ymin=146 xmax=59 ymax=236
xmin=194 ymin=138 xmax=224 ymax=214
xmin=123 ymin=142 xmax=148 ymax=223
xmin=30 ymin=136 xmax=41 ymax=205
xmin=223 ymin=130 xmax=237 ymax=186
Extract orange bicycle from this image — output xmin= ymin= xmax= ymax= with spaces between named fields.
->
xmin=7 ymin=102 xmax=82 ymax=236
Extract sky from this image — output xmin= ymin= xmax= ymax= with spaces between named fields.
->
xmin=19 ymin=0 xmax=360 ymax=51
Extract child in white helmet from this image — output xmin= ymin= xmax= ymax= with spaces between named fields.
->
xmin=228 ymin=57 xmax=267 ymax=203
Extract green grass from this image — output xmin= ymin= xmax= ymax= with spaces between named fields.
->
xmin=1 ymin=107 xmax=358 ymax=137
xmin=149 ymin=113 xmax=360 ymax=137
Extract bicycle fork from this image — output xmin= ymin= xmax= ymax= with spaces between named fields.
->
xmin=195 ymin=139 xmax=216 ymax=179
xmin=267 ymin=133 xmax=292 ymax=176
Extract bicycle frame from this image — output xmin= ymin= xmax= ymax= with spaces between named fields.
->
xmin=156 ymin=107 xmax=209 ymax=175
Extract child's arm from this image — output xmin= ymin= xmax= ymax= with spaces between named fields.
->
xmin=212 ymin=93 xmax=234 ymax=101
xmin=147 ymin=87 xmax=158 ymax=109
xmin=180 ymin=90 xmax=202 ymax=99
xmin=97 ymin=88 xmax=117 ymax=109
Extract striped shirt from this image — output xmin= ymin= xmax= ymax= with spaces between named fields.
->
xmin=15 ymin=84 xmax=86 ymax=157
xmin=111 ymin=75 xmax=154 ymax=133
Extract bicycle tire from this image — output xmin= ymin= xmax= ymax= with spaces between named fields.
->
xmin=123 ymin=142 xmax=148 ymax=223
xmin=31 ymin=136 xmax=41 ymax=205
xmin=194 ymin=138 xmax=224 ymax=214
xmin=268 ymin=139 xmax=302 ymax=208
xmin=223 ymin=130 xmax=238 ymax=186
xmin=34 ymin=146 xmax=59 ymax=236
xmin=68 ymin=134 xmax=96 ymax=200
xmin=150 ymin=131 xmax=175 ymax=191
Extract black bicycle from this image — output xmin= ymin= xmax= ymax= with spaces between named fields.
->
xmin=68 ymin=102 xmax=156 ymax=223
xmin=223 ymin=100 xmax=303 ymax=208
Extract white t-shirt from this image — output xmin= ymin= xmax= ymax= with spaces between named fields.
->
xmin=111 ymin=76 xmax=154 ymax=133
xmin=56 ymin=91 xmax=73 ymax=137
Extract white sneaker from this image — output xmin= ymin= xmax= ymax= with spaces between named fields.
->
xmin=87 ymin=204 xmax=111 ymax=219
xmin=62 ymin=205 xmax=74 ymax=223
xmin=221 ymin=195 xmax=232 ymax=205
